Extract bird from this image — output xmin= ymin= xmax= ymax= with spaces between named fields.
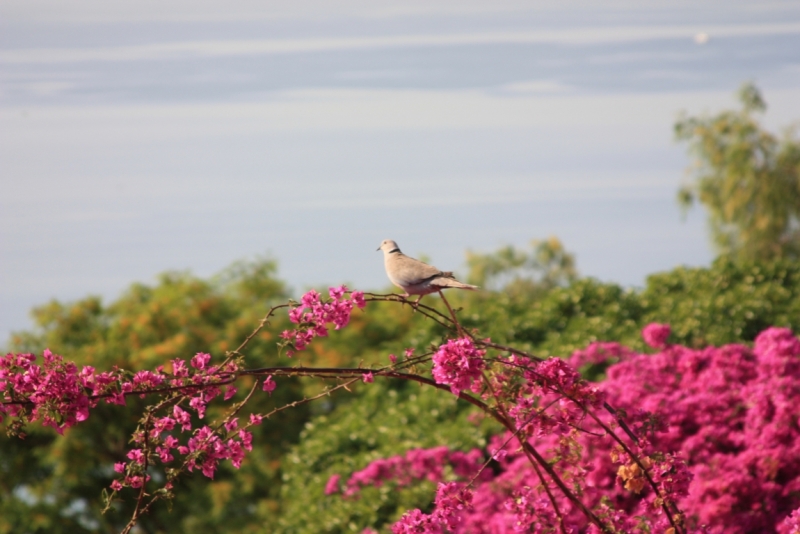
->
xmin=377 ymin=239 xmax=478 ymax=302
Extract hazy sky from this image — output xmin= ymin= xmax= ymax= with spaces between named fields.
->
xmin=2 ymin=1 xmax=800 ymax=345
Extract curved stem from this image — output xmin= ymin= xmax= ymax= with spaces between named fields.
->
xmin=482 ymin=371 xmax=568 ymax=534
xmin=365 ymin=293 xmax=456 ymax=331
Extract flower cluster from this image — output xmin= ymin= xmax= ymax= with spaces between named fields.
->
xmin=779 ymin=508 xmax=800 ymax=534
xmin=0 ymin=344 xmax=267 ymax=499
xmin=336 ymin=446 xmax=487 ymax=496
xmin=0 ymin=350 xmax=88 ymax=433
xmin=280 ymin=286 xmax=366 ymax=356
xmin=568 ymin=341 xmax=634 ymax=369
xmin=392 ymin=483 xmax=474 ymax=534
xmin=338 ymin=325 xmax=800 ymax=533
xmin=503 ymin=485 xmax=559 ymax=532
xmin=500 ymin=355 xmax=605 ymax=444
xmin=642 ymin=322 xmax=671 ymax=349
xmin=112 ymin=411 xmax=262 ymax=490
xmin=526 ymin=356 xmax=605 ymax=405
xmin=595 ymin=325 xmax=800 ymax=532
xmin=431 ymin=337 xmax=486 ymax=396
xmin=0 ymin=347 xmax=248 ymax=438
xmin=0 ymin=350 xmax=131 ymax=434
xmin=109 ymin=354 xmax=259 ymax=492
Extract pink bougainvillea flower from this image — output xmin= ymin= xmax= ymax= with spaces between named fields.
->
xmin=262 ymin=376 xmax=276 ymax=394
xmin=431 ymin=337 xmax=485 ymax=396
xmin=325 ymin=474 xmax=341 ymax=495
xmin=190 ymin=352 xmax=211 ymax=370
xmin=642 ymin=323 xmax=671 ymax=349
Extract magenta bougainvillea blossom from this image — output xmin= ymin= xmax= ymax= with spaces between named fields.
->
xmin=281 ymin=286 xmax=366 ymax=356
xmin=0 ymin=346 xmax=255 ymax=492
xmin=779 ymin=508 xmax=800 ymax=534
xmin=392 ymin=483 xmax=474 ymax=534
xmin=642 ymin=322 xmax=671 ymax=349
xmin=431 ymin=337 xmax=486 ymax=396
xmin=0 ymin=350 xmax=98 ymax=433
xmin=339 ymin=325 xmax=800 ymax=533
xmin=594 ymin=325 xmax=800 ymax=533
xmin=341 ymin=446 xmax=488 ymax=497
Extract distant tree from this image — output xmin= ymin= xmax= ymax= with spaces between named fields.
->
xmin=675 ymin=83 xmax=800 ymax=261
xmin=465 ymin=237 xmax=577 ymax=295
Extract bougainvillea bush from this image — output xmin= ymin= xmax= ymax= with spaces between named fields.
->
xmin=328 ymin=324 xmax=800 ymax=533
xmin=3 ymin=287 xmax=800 ymax=533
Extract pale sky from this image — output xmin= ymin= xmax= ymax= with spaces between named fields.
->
xmin=2 ymin=1 xmax=800 ymax=345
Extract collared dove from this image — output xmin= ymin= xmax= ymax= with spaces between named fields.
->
xmin=377 ymin=239 xmax=478 ymax=300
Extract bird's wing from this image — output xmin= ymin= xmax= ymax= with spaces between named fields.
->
xmin=387 ymin=253 xmax=444 ymax=286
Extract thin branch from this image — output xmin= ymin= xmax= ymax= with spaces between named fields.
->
xmin=483 ymin=372 xmax=567 ymax=534
xmin=120 ymin=412 xmax=152 ymax=534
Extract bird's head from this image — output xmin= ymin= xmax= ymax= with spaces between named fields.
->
xmin=377 ymin=239 xmax=401 ymax=253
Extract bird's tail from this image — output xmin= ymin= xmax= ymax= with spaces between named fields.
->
xmin=432 ymin=277 xmax=479 ymax=291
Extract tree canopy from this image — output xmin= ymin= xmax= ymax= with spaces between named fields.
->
xmin=676 ymin=83 xmax=800 ymax=261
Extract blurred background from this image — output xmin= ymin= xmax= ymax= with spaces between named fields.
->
xmin=2 ymin=0 xmax=800 ymax=343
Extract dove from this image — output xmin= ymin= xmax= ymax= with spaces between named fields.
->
xmin=377 ymin=239 xmax=478 ymax=301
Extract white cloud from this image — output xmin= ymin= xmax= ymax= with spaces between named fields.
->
xmin=0 ymin=0 xmax=716 ymax=24
xmin=500 ymin=80 xmax=573 ymax=94
xmin=24 ymin=81 xmax=76 ymax=96
xmin=0 ymin=87 xmax=698 ymax=144
xmin=0 ymin=0 xmax=539 ymax=24
xmin=2 ymin=23 xmax=799 ymax=65
xmin=694 ymin=32 xmax=710 ymax=45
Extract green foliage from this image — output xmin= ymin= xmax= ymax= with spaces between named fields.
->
xmin=469 ymin=255 xmax=798 ymax=376
xmin=675 ymin=83 xmax=800 ymax=261
xmin=463 ymin=256 xmax=800 ymax=355
xmin=276 ymin=382 xmax=498 ymax=534
xmin=640 ymin=257 xmax=800 ymax=347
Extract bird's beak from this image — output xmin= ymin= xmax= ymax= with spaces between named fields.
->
xmin=376 ymin=246 xmax=381 ymax=251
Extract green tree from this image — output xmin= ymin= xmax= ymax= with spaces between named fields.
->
xmin=675 ymin=83 xmax=800 ymax=261
xmin=3 ymin=258 xmax=311 ymax=534
xmin=465 ymin=237 xmax=577 ymax=296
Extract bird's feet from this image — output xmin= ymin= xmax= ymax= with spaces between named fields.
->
xmin=397 ymin=293 xmax=423 ymax=311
